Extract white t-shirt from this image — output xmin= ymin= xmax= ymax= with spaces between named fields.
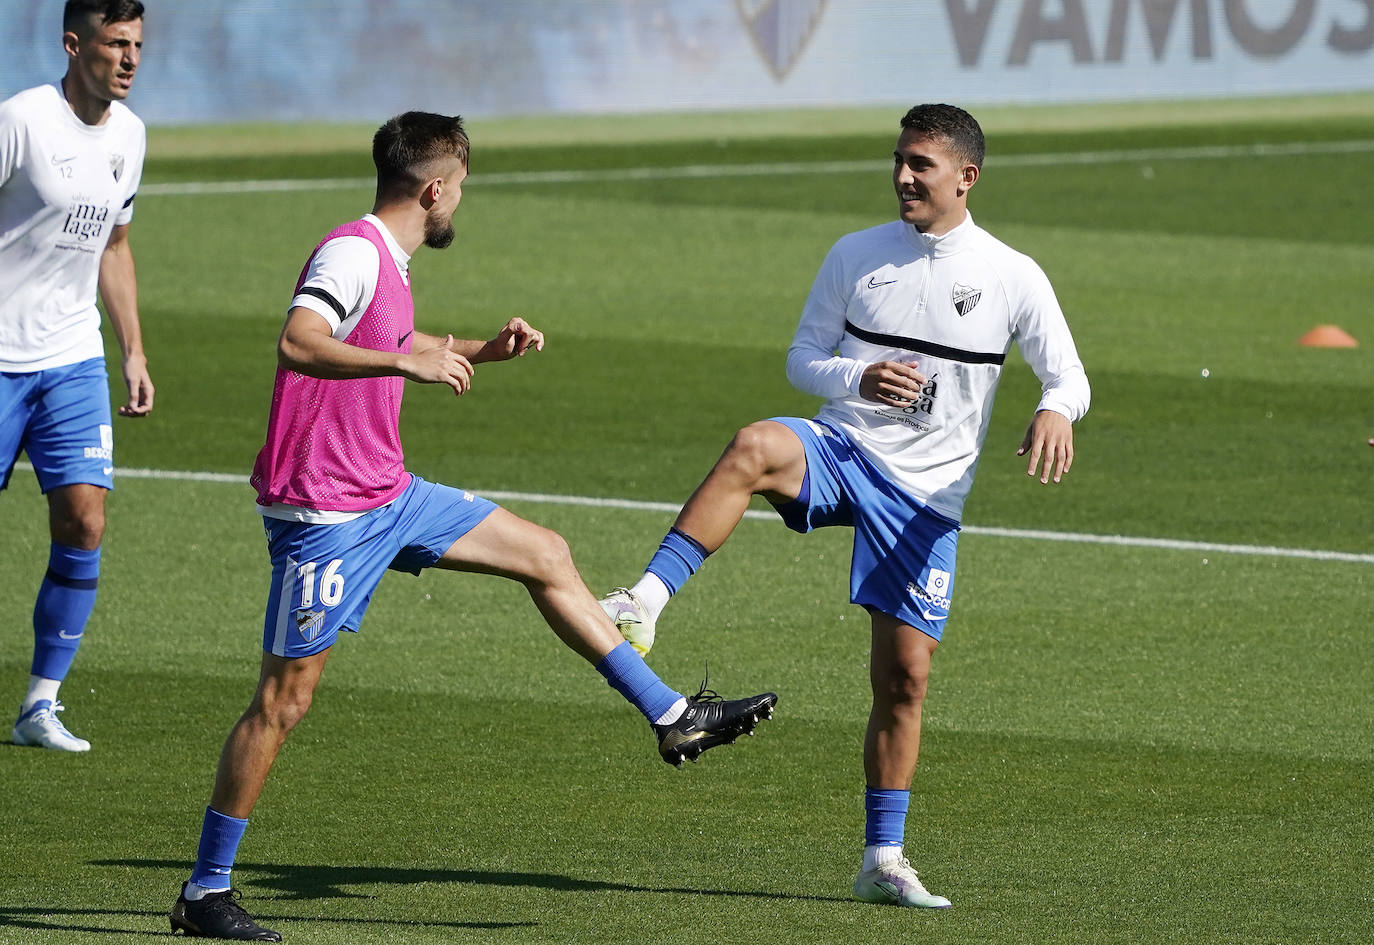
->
xmin=786 ymin=213 xmax=1091 ymax=522
xmin=287 ymin=213 xmax=411 ymax=338
xmin=0 ymin=83 xmax=146 ymax=372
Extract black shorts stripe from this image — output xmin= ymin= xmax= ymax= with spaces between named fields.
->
xmin=844 ymin=320 xmax=1007 ymax=366
xmin=296 ymin=286 xmax=347 ymax=322
xmin=45 ymin=568 xmax=99 ymax=590
xmin=122 ymin=193 xmax=136 ymax=209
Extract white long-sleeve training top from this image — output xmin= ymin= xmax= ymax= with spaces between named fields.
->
xmin=786 ymin=212 xmax=1090 ymax=522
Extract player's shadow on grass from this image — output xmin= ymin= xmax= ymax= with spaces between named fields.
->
xmin=93 ymin=859 xmax=849 ymax=904
xmin=0 ymin=905 xmax=528 ymax=938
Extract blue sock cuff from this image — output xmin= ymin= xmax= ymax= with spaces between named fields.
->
xmin=646 ymin=528 xmax=709 ymax=595
xmin=864 ymin=788 xmax=910 ymax=846
xmin=48 ymin=543 xmax=102 ymax=582
xmin=189 ymin=807 xmax=250 ymax=889
xmin=595 ymin=641 xmax=682 ymax=722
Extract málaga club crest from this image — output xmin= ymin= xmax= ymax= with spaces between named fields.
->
xmin=736 ymin=0 xmax=828 ymax=79
xmin=952 ymin=283 xmax=982 ymax=316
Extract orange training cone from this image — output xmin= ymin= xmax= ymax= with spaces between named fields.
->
xmin=1297 ymin=325 xmax=1359 ymax=348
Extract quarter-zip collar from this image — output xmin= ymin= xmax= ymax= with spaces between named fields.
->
xmin=902 ymin=211 xmax=975 ymax=258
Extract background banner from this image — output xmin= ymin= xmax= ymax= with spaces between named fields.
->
xmin=3 ymin=0 xmax=1372 ymax=124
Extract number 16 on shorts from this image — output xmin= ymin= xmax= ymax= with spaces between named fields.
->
xmin=266 ymin=555 xmax=353 ymax=657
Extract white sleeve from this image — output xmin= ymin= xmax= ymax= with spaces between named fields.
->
xmin=0 ymin=100 xmax=21 ymax=190
xmin=289 ymin=235 xmax=380 ymax=335
xmin=115 ymin=120 xmax=144 ymax=226
xmin=785 ymin=242 xmax=868 ymax=398
xmin=1012 ymin=260 xmax=1090 ymax=422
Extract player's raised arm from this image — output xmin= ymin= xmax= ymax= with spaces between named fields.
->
xmin=277 ymin=308 xmax=474 ymax=394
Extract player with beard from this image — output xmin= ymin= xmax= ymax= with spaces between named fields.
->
xmin=170 ymin=111 xmax=776 ymax=942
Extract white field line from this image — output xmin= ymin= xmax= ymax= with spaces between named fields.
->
xmin=139 ymin=138 xmax=1374 ymax=197
xmin=20 ymin=462 xmax=1372 ymax=565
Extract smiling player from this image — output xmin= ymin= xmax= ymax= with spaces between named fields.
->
xmin=1 ymin=0 xmax=151 ymax=752
xmin=601 ymin=104 xmax=1090 ymax=907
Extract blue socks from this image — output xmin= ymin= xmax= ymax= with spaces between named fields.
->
xmin=645 ymin=528 xmax=709 ymax=595
xmin=865 ymin=787 xmax=909 ymax=847
xmin=31 ymin=543 xmax=101 ymax=680
xmin=189 ymin=807 xmax=249 ymax=891
xmin=595 ymin=641 xmax=682 ymax=723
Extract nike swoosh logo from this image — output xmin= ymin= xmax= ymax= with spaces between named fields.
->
xmin=919 ymin=608 xmax=948 ymax=622
xmin=874 ymin=880 xmax=902 ymax=901
xmin=867 ymin=276 xmax=897 ymax=289
xmin=51 ymin=154 xmax=78 ymax=165
xmin=102 ymin=466 xmax=113 ymax=475
xmin=58 ymin=629 xmax=84 ymax=640
xmin=397 ymin=330 xmax=413 ymax=347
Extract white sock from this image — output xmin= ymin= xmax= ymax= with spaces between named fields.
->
xmin=23 ymin=675 xmax=61 ymax=712
xmin=654 ymin=697 xmax=688 ymax=726
xmin=183 ymin=881 xmax=229 ymax=900
xmin=863 ymin=844 xmax=904 ymax=872
xmin=630 ymin=573 xmax=671 ymax=622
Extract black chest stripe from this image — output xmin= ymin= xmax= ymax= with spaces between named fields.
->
xmin=844 ymin=320 xmax=1006 ymax=366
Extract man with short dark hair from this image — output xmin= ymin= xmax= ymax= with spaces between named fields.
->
xmin=169 ymin=111 xmax=777 ymax=942
xmin=1 ymin=0 xmax=152 ymax=752
xmin=601 ymin=103 xmax=1090 ymax=908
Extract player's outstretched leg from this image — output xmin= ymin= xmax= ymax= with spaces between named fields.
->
xmin=436 ymin=508 xmax=778 ymax=765
xmin=652 ymin=677 xmax=777 ymax=768
xmin=170 ymin=883 xmax=281 ymax=940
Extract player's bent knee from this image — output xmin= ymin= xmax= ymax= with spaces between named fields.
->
xmin=521 ymin=527 xmax=576 ymax=586
xmin=721 ymin=422 xmax=788 ymax=481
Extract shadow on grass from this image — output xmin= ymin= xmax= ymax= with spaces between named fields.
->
xmin=0 ymin=905 xmax=529 ymax=938
xmin=92 ymin=859 xmax=849 ymax=904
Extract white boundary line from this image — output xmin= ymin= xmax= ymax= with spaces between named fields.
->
xmin=140 ymin=139 xmax=1374 ymax=197
xmin=18 ymin=463 xmax=1372 ymax=565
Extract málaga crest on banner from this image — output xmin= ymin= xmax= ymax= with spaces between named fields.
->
xmin=736 ymin=0 xmax=828 ymax=79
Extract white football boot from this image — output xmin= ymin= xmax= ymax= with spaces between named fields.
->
xmin=13 ymin=700 xmax=91 ymax=752
xmin=853 ymin=857 xmax=951 ymax=909
xmin=599 ymin=587 xmax=655 ymax=657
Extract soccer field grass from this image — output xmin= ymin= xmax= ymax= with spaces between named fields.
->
xmin=2 ymin=99 xmax=1371 ymax=944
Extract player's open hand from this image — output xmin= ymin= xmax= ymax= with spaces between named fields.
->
xmin=859 ymin=360 xmax=927 ymax=408
xmin=404 ymin=334 xmax=475 ymax=395
xmin=1018 ymin=409 xmax=1074 ymax=484
xmin=119 ymin=353 xmax=154 ymax=417
xmin=482 ymin=317 xmax=545 ymax=362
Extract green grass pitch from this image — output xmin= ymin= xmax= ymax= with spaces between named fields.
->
xmin=1 ymin=98 xmax=1371 ymax=944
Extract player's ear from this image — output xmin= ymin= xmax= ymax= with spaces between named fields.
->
xmin=958 ymin=162 xmax=979 ymax=196
xmin=420 ymin=177 xmax=442 ymax=208
xmin=62 ymin=30 xmax=81 ymax=59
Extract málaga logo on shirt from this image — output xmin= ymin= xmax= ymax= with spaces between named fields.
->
xmin=110 ymin=153 xmax=125 ymax=181
xmin=736 ymin=0 xmax=828 ymax=79
xmin=952 ymin=282 xmax=981 ymax=316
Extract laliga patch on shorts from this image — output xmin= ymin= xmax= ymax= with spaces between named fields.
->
xmin=925 ymin=568 xmax=950 ymax=599
xmin=295 ymin=608 xmax=326 ymax=644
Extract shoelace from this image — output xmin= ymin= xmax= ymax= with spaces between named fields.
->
xmin=687 ymin=666 xmax=721 ymax=704
xmin=200 ymin=888 xmax=252 ymax=919
xmin=27 ymin=701 xmax=68 ymax=723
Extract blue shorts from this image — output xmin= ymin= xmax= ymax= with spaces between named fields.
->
xmin=767 ymin=417 xmax=959 ymax=641
xmin=1 ymin=358 xmax=114 ymax=493
xmin=262 ymin=474 xmax=497 ymax=657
